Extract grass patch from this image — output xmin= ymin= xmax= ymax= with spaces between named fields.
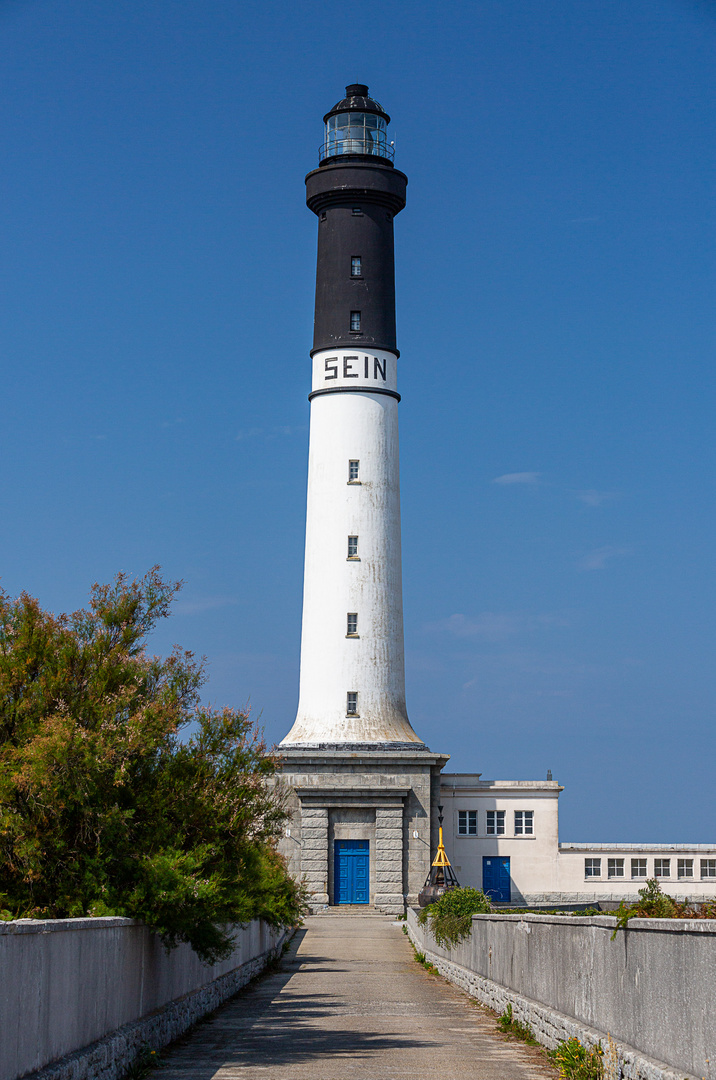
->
xmin=409 ymin=943 xmax=441 ymax=976
xmin=496 ymin=1003 xmax=539 ymax=1046
xmin=122 ymin=1045 xmax=161 ymax=1080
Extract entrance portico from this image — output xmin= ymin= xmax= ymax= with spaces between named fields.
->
xmin=278 ymin=748 xmax=448 ymax=914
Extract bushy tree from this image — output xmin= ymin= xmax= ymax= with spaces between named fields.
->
xmin=0 ymin=568 xmax=306 ymax=961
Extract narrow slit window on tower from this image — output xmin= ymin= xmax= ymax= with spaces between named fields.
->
xmin=346 ymin=613 xmax=358 ymax=636
xmin=350 ymin=311 xmax=361 ymax=331
xmin=347 ymin=535 xmax=358 ymax=558
xmin=346 ymin=691 xmax=358 ymax=715
xmin=351 ymin=256 xmax=362 ymax=277
xmin=348 ymin=460 xmax=360 ymax=482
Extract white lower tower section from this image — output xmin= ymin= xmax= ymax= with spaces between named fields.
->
xmin=281 ymin=347 xmax=424 ymax=747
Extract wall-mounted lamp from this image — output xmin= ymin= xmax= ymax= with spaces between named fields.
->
xmin=412 ymin=830 xmax=419 ymax=839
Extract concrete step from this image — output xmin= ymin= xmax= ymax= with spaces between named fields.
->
xmin=310 ymin=904 xmax=389 ymax=916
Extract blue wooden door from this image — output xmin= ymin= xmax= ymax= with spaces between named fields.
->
xmin=334 ymin=840 xmax=370 ymax=904
xmin=483 ymin=856 xmax=511 ymax=902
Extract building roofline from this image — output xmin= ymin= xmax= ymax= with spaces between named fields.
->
xmin=440 ymin=776 xmax=563 ymax=792
xmin=560 ymin=842 xmax=716 ymax=852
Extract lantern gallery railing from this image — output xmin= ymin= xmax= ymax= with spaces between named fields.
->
xmin=319 ymin=138 xmax=395 ymax=163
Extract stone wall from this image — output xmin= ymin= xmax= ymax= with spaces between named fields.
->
xmin=407 ymin=907 xmax=715 ymax=1080
xmin=277 ymin=748 xmax=448 ymax=912
xmin=0 ymin=916 xmax=287 ymax=1080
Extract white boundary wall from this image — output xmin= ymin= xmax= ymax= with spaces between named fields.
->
xmin=0 ymin=916 xmax=287 ymax=1080
xmin=407 ymin=907 xmax=716 ymax=1080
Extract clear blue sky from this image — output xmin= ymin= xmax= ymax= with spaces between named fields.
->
xmin=1 ymin=0 xmax=714 ymax=841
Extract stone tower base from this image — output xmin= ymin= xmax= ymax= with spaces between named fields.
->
xmin=276 ymin=747 xmax=449 ymax=915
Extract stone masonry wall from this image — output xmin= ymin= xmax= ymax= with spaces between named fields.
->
xmin=299 ymin=806 xmax=329 ymax=905
xmin=407 ymin=907 xmax=714 ymax=1080
xmin=374 ymin=806 xmax=404 ymax=912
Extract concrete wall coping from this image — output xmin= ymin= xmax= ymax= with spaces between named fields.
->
xmin=560 ymin=842 xmax=716 ymax=851
xmin=442 ymin=778 xmax=562 ymax=791
xmin=0 ymin=916 xmax=138 ymax=935
xmin=470 ymin=912 xmax=716 ymax=934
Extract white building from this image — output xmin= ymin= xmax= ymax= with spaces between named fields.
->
xmin=442 ymin=774 xmax=716 ymax=905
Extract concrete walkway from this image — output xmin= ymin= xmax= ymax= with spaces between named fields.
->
xmin=158 ymin=914 xmax=556 ymax=1079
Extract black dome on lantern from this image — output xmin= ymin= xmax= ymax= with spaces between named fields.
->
xmin=323 ymin=84 xmax=390 ymax=124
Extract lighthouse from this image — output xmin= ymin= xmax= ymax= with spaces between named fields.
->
xmin=277 ymin=85 xmax=448 ymax=913
xmin=281 ymin=83 xmax=422 ymax=749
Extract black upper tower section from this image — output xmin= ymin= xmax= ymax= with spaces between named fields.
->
xmin=306 ymin=84 xmax=407 ymax=357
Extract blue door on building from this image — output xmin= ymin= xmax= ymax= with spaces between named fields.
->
xmin=334 ymin=840 xmax=370 ymax=904
xmin=482 ymin=856 xmax=511 ymax=902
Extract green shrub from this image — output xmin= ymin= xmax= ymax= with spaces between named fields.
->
xmin=417 ymin=886 xmax=491 ymax=948
xmin=550 ymin=1037 xmax=603 ymax=1079
xmin=612 ymin=877 xmax=677 ymax=938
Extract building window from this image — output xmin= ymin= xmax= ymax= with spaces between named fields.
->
xmin=351 ymin=257 xmax=362 ymax=277
xmin=320 ymin=211 xmax=327 ymax=221
xmin=347 ymin=535 xmax=358 ymax=558
xmin=678 ymin=859 xmax=694 ymax=879
xmin=654 ymin=858 xmax=670 ymax=878
xmin=701 ymin=859 xmax=716 ymax=879
xmin=608 ymin=858 xmax=625 ymax=878
xmin=350 ymin=311 xmax=361 ymax=331
xmin=514 ymin=810 xmax=534 ymax=835
xmin=631 ymin=858 xmax=647 ymax=878
xmin=346 ymin=612 xmax=358 ymax=636
xmin=346 ymin=691 xmax=358 ymax=716
xmin=585 ymin=858 xmax=601 ymax=878
xmin=458 ymin=810 xmax=477 ymax=836
xmin=352 ymin=207 xmax=362 ymax=215
xmin=348 ymin=459 xmax=360 ymax=482
xmin=486 ymin=810 xmax=505 ymax=836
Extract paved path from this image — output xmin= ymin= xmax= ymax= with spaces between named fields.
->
xmin=158 ymin=914 xmax=556 ymax=1079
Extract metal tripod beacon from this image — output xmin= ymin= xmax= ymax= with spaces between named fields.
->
xmin=281 ymin=84 xmax=424 ymax=750
xmin=418 ymin=804 xmax=460 ymax=907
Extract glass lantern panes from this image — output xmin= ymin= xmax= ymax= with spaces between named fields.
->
xmin=325 ymin=112 xmax=389 ymax=159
